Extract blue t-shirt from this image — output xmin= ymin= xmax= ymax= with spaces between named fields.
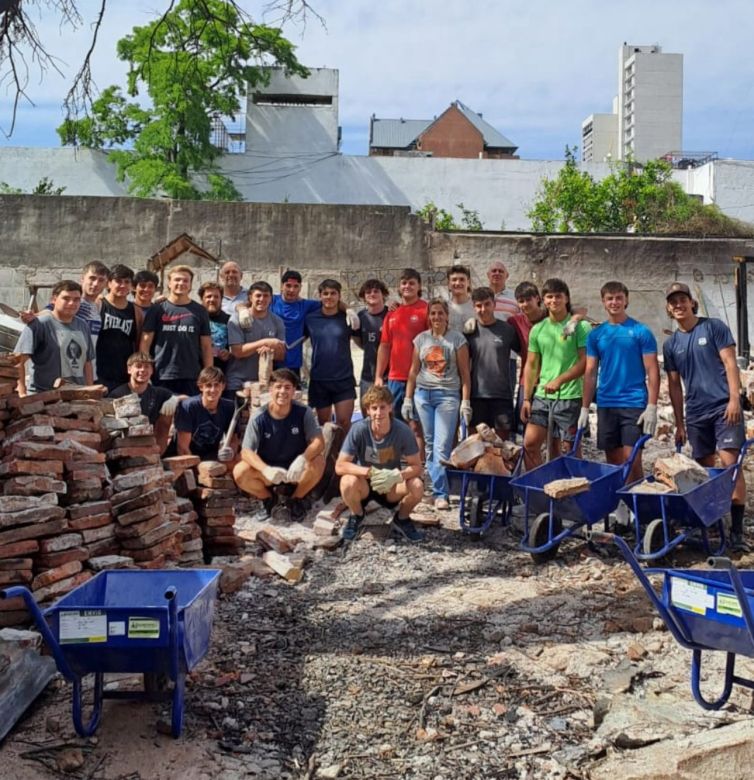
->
xmin=174 ymin=396 xmax=235 ymax=459
xmin=663 ymin=317 xmax=735 ymax=420
xmin=304 ymin=308 xmax=355 ymax=382
xmin=586 ymin=317 xmax=657 ymax=408
xmin=270 ymin=295 xmax=320 ymax=369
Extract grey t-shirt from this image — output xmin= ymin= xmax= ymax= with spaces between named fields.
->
xmin=467 ymin=319 xmax=521 ymax=399
xmin=225 ymin=310 xmax=286 ymax=390
xmin=16 ymin=315 xmax=94 ymax=391
xmin=448 ymin=298 xmax=475 ymax=332
xmin=413 ymin=329 xmax=467 ymax=391
xmin=341 ymin=417 xmax=419 ymax=470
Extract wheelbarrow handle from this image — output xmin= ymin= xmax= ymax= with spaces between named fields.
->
xmin=0 ymin=586 xmax=76 ymax=681
xmin=571 ymin=426 xmax=585 ymax=455
xmin=620 ymin=434 xmax=651 ymax=483
xmin=730 ymin=437 xmax=754 ymax=485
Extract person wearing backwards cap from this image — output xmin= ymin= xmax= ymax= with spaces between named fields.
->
xmin=663 ymin=282 xmax=750 ymax=552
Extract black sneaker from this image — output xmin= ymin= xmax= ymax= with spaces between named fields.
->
xmin=342 ymin=514 xmax=364 ymax=542
xmin=729 ymin=532 xmax=751 ymax=553
xmin=271 ymin=501 xmax=292 ymax=523
xmin=262 ymin=496 xmax=276 ymax=517
xmin=392 ymin=515 xmax=424 ymax=542
xmin=290 ymin=498 xmax=309 ymax=522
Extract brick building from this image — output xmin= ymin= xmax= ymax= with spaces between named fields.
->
xmin=369 ymin=100 xmax=518 ymax=159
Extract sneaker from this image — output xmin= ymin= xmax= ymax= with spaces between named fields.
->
xmin=729 ymin=532 xmax=751 ymax=553
xmin=435 ymin=498 xmax=450 ymax=511
xmin=262 ymin=496 xmax=276 ymax=517
xmin=342 ymin=514 xmax=364 ymax=542
xmin=290 ymin=498 xmax=310 ymax=522
xmin=392 ymin=515 xmax=425 ymax=542
xmin=271 ymin=501 xmax=292 ymax=523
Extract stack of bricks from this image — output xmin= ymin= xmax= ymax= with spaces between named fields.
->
xmin=163 ymin=456 xmax=204 ymax=566
xmin=104 ymin=394 xmax=183 ymax=569
xmin=193 ymin=462 xmax=244 ymax=558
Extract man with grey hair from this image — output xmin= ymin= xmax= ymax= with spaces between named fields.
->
xmin=487 ymin=261 xmax=519 ymax=321
xmin=219 ymin=261 xmax=247 ymax=316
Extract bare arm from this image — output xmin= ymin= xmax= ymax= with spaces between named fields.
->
xmin=84 ymin=361 xmax=94 ymax=386
xmin=400 ymin=450 xmax=423 ymax=482
xmin=405 ymin=348 xmax=421 ymax=399
xmin=720 ymin=345 xmax=742 ymax=424
xmin=581 ymin=355 xmax=599 ymax=408
xmin=241 ymin=445 xmax=271 ymax=473
xmin=155 ymin=414 xmax=172 ymax=454
xmin=456 ymin=343 xmax=471 ymax=402
xmin=140 ymin=331 xmax=155 ymax=354
xmin=375 ymin=342 xmax=390 ymax=386
xmin=230 ymin=337 xmax=285 ymax=360
xmin=176 ymin=430 xmax=192 ymax=456
xmin=303 ymin=433 xmax=324 ymax=461
xmin=521 ymin=352 xmax=541 ymax=423
xmin=643 ymin=353 xmax=660 ymax=405
xmin=15 ymin=354 xmax=29 ymax=397
xmin=667 ymin=369 xmax=686 ymax=443
xmin=335 ymin=451 xmax=370 ymax=479
xmin=200 ymin=335 xmax=213 ymax=369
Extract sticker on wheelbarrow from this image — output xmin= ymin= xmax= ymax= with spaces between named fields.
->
xmin=670 ymin=577 xmax=714 ymax=615
xmin=59 ymin=610 xmax=107 ymax=644
xmin=716 ymin=593 xmax=743 ymax=618
xmin=127 ymin=617 xmax=160 ymax=639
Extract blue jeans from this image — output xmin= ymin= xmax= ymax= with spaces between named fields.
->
xmin=414 ymin=387 xmax=460 ymax=500
xmin=388 ymin=379 xmax=408 ymax=420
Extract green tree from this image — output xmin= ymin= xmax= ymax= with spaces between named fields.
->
xmin=529 ymin=147 xmax=754 ymax=237
xmin=417 ymin=201 xmax=485 ymax=231
xmin=56 ymin=0 xmax=308 ymax=200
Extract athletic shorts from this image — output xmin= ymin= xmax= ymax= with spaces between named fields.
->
xmin=529 ymin=397 xmax=580 ymax=442
xmin=366 ymin=488 xmax=400 ymax=510
xmin=686 ymin=408 xmax=745 ymax=460
xmin=597 ymin=407 xmax=642 ymax=451
xmin=308 ymin=378 xmax=356 ymax=410
xmin=471 ymin=398 xmax=515 ymax=436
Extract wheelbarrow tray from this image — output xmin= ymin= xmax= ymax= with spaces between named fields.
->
xmin=618 ymin=466 xmax=732 ymax=530
xmin=45 ymin=569 xmax=220 ymax=677
xmin=510 ymin=455 xmax=624 ymax=525
xmin=447 ymin=469 xmax=515 ymax=503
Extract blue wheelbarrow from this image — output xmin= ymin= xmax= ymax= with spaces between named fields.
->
xmin=446 ymin=448 xmax=525 ymax=537
xmin=1 ymin=568 xmax=221 ymax=738
xmin=592 ymin=531 xmax=754 ymax=710
xmin=510 ymin=429 xmax=649 ymax=563
xmin=617 ymin=438 xmax=754 ymax=561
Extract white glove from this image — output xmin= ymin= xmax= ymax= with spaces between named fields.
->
xmin=636 ymin=403 xmax=658 ymax=436
xmin=346 ymin=308 xmax=360 ymax=331
xmin=261 ymin=465 xmax=288 ymax=485
xmin=238 ymin=305 xmax=252 ymax=329
xmin=286 ymin=454 xmax=307 ymax=483
xmin=577 ymin=407 xmax=590 ymax=431
xmin=159 ymin=395 xmax=180 ymax=417
xmin=463 ymin=317 xmax=477 ymax=335
xmin=217 ymin=446 xmax=233 ymax=463
xmin=562 ymin=317 xmax=579 ymax=339
xmin=401 ymin=397 xmax=414 ymax=421
xmin=460 ymin=400 xmax=472 ymax=426
xmin=370 ymin=467 xmax=403 ymax=494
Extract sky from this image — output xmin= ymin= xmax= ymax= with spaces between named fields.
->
xmin=2 ymin=0 xmax=754 ymax=160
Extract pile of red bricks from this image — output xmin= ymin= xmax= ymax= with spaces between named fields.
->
xmin=194 ymin=462 xmax=243 ymax=558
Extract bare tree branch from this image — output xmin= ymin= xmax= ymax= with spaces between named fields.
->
xmin=63 ymin=0 xmax=106 ymax=123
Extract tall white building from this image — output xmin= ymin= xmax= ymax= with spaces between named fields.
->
xmin=582 ymin=43 xmax=683 ymax=163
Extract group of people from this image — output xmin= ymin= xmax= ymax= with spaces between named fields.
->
xmin=12 ymin=258 xmax=750 ymax=551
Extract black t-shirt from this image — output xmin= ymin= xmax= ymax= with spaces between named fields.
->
xmin=109 ymin=382 xmax=174 ymax=424
xmin=174 ymin=396 xmax=235 ymax=459
xmin=358 ymin=307 xmax=388 ymax=383
xmin=97 ymin=299 xmax=139 ymax=384
xmin=143 ymin=300 xmax=211 ymax=381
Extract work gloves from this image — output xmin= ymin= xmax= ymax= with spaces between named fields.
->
xmin=217 ymin=446 xmax=233 ymax=463
xmin=238 ymin=305 xmax=252 ymax=329
xmin=463 ymin=317 xmax=477 ymax=334
xmin=460 ymin=400 xmax=473 ymax=427
xmin=369 ymin=467 xmax=403 ymax=494
xmin=159 ymin=395 xmax=180 ymax=417
xmin=286 ymin=454 xmax=308 ymax=483
xmin=577 ymin=407 xmax=590 ymax=432
xmin=346 ymin=308 xmax=360 ymax=331
xmin=637 ymin=404 xmax=658 ymax=436
xmin=262 ymin=465 xmax=288 ymax=485
xmin=401 ymin=397 xmax=414 ymax=422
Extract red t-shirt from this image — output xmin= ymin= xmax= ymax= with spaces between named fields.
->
xmin=380 ymin=299 xmax=429 ymax=381
xmin=509 ymin=312 xmax=542 ymax=381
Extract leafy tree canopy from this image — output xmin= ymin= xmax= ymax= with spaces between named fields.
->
xmin=417 ymin=201 xmax=485 ymax=231
xmin=56 ymin=0 xmax=309 ymax=200
xmin=528 ymin=147 xmax=753 ymax=237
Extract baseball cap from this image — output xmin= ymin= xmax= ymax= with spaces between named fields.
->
xmin=665 ymin=282 xmax=691 ymax=299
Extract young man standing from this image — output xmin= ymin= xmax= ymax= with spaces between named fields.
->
xmin=304 ymin=279 xmax=358 ymax=430
xmin=446 ymin=264 xmax=475 ymax=332
xmin=487 ymin=261 xmax=519 ymax=321
xmin=233 ymin=369 xmax=325 ymax=521
xmin=466 ymin=286 xmax=521 ymax=441
xmin=271 ymin=270 xmax=321 ymax=376
xmin=219 ymin=261 xmax=247 ymax=316
xmin=15 ymin=281 xmax=94 ymax=394
xmin=78 ymin=261 xmax=109 ymax=347
xmin=375 ymin=268 xmax=429 ymax=421
xmin=96 ymin=265 xmax=141 ymax=392
xmin=226 ymin=281 xmax=286 ymax=394
xmin=109 ymin=352 xmax=178 ymax=454
xmin=664 ymin=282 xmax=749 ymax=552
xmin=133 ymin=270 xmax=159 ymax=315
xmin=336 ymin=385 xmax=425 ymax=542
xmin=521 ymin=278 xmax=589 ymax=469
xmin=580 ymin=281 xmax=659 ymax=482
xmin=140 ymin=265 xmax=213 ymax=396
xmin=175 ymin=366 xmax=237 ymax=462
xmin=198 ymin=281 xmax=231 ymax=370
xmin=354 ymin=278 xmax=389 ymax=399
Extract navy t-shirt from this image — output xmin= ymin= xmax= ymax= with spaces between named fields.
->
xmin=304 ymin=309 xmax=355 ymax=382
xmin=174 ymin=396 xmax=235 ymax=459
xmin=242 ymin=402 xmax=321 ymax=469
xmin=110 ymin=383 xmax=174 ymax=425
xmin=358 ymin=307 xmax=388 ymax=384
xmin=663 ymin=317 xmax=735 ymax=420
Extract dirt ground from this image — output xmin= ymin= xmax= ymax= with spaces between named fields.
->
xmin=3 ymin=432 xmax=754 ymax=779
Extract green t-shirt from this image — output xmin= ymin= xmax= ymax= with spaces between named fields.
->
xmin=528 ymin=316 xmax=589 ymax=400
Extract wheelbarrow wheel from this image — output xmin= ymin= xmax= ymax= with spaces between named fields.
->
xmin=466 ymin=496 xmax=484 ymax=540
xmin=529 ymin=512 xmax=561 ymax=564
xmin=643 ymin=518 xmax=665 ymax=558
